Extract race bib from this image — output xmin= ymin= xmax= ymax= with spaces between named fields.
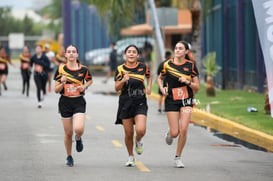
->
xmin=64 ymin=84 xmax=80 ymax=97
xmin=22 ymin=62 xmax=30 ymax=69
xmin=0 ymin=63 xmax=6 ymax=70
xmin=34 ymin=64 xmax=43 ymax=73
xmin=172 ymin=86 xmax=189 ymax=100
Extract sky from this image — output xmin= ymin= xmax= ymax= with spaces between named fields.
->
xmin=0 ymin=0 xmax=51 ymax=10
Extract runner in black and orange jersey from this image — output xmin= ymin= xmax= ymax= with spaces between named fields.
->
xmin=0 ymin=46 xmax=14 ymax=95
xmin=158 ymin=41 xmax=200 ymax=168
xmin=54 ymin=45 xmax=93 ymax=167
xmin=55 ymin=46 xmax=66 ymax=66
xmin=20 ymin=45 xmax=32 ymax=97
xmin=30 ymin=45 xmax=50 ymax=108
xmin=115 ymin=44 xmax=152 ymax=167
xmin=157 ymin=50 xmax=172 ymax=113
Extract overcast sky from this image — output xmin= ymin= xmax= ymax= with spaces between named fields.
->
xmin=0 ymin=0 xmax=51 ymax=10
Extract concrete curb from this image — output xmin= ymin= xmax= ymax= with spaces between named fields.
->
xmin=147 ymin=93 xmax=273 ymax=152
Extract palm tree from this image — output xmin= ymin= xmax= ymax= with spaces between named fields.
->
xmin=80 ymin=0 xmax=145 ymax=41
xmin=203 ymin=52 xmax=219 ymax=97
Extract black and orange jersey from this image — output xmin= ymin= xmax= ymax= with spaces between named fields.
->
xmin=160 ymin=58 xmax=199 ymax=101
xmin=0 ymin=55 xmax=10 ymax=65
xmin=56 ymin=53 xmax=66 ymax=64
xmin=0 ymin=54 xmax=10 ymax=71
xmin=54 ymin=63 xmax=92 ymax=96
xmin=115 ymin=62 xmax=150 ymax=97
xmin=19 ymin=54 xmax=32 ymax=70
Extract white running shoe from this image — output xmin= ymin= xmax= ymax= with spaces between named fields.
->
xmin=37 ymin=102 xmax=42 ymax=109
xmin=165 ymin=130 xmax=173 ymax=145
xmin=125 ymin=156 xmax=135 ymax=167
xmin=174 ymin=157 xmax=185 ymax=168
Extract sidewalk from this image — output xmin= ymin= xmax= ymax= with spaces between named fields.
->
xmin=148 ymin=93 xmax=273 ymax=152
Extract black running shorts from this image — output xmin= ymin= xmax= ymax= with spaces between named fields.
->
xmin=58 ymin=95 xmax=86 ymax=118
xmin=115 ymin=96 xmax=148 ymax=124
xmin=165 ymin=97 xmax=194 ymax=112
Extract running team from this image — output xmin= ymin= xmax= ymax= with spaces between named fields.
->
xmin=0 ymin=41 xmax=200 ymax=168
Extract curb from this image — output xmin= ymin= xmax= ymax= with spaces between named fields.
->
xmin=148 ymin=93 xmax=273 ymax=152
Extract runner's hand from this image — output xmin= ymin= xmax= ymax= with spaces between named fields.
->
xmin=146 ymin=87 xmax=151 ymax=95
xmin=122 ymin=72 xmax=130 ymax=83
xmin=61 ymin=76 xmax=67 ymax=83
xmin=77 ymin=85 xmax=86 ymax=92
xmin=161 ymin=87 xmax=168 ymax=96
xmin=178 ymin=76 xmax=187 ymax=83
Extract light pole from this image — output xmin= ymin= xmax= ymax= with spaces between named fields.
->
xmin=148 ymin=0 xmax=165 ymax=60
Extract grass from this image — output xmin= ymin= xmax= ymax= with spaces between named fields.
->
xmin=152 ymin=83 xmax=273 ymax=136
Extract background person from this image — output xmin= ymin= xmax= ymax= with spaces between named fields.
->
xmin=44 ymin=44 xmax=57 ymax=92
xmin=30 ymin=45 xmax=50 ymax=108
xmin=157 ymin=50 xmax=172 ymax=113
xmin=0 ymin=46 xmax=14 ymax=95
xmin=103 ymin=42 xmax=117 ymax=83
xmin=20 ymin=45 xmax=32 ymax=97
xmin=55 ymin=46 xmax=67 ymax=66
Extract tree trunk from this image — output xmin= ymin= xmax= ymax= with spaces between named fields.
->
xmin=206 ymin=75 xmax=215 ymax=97
xmin=264 ymin=92 xmax=271 ymax=115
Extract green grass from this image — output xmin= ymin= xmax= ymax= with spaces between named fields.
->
xmin=152 ymin=83 xmax=273 ymax=136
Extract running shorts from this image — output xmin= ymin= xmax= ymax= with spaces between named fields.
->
xmin=165 ymin=97 xmax=194 ymax=112
xmin=58 ymin=95 xmax=86 ymax=118
xmin=115 ymin=96 xmax=148 ymax=124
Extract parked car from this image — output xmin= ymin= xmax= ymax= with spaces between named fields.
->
xmin=85 ymin=37 xmax=153 ymax=67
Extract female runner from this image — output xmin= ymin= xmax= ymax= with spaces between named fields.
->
xmin=158 ymin=41 xmax=200 ymax=168
xmin=54 ymin=45 xmax=93 ymax=167
xmin=20 ymin=45 xmax=32 ymax=96
xmin=115 ymin=44 xmax=152 ymax=167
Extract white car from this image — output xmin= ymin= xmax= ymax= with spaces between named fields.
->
xmin=85 ymin=37 xmax=153 ymax=66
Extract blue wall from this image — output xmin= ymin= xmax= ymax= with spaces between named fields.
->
xmin=201 ymin=0 xmax=265 ymax=92
xmin=63 ymin=1 xmax=111 ymax=64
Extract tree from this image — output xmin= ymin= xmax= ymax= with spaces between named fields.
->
xmin=80 ymin=0 xmax=145 ymax=41
xmin=23 ymin=15 xmax=34 ymax=35
xmin=203 ymin=52 xmax=219 ymax=97
xmin=0 ymin=7 xmax=17 ymax=36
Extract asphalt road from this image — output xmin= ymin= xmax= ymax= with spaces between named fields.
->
xmin=0 ymin=64 xmax=273 ymax=181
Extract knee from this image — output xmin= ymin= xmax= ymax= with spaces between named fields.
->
xmin=74 ymin=128 xmax=84 ymax=136
xmin=170 ymin=131 xmax=179 ymax=138
xmin=179 ymin=127 xmax=188 ymax=137
xmin=65 ymin=130 xmax=73 ymax=138
xmin=125 ymin=130 xmax=134 ymax=140
xmin=136 ymin=129 xmax=146 ymax=137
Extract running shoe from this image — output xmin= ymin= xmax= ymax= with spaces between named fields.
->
xmin=3 ymin=83 xmax=7 ymax=91
xmin=75 ymin=135 xmax=83 ymax=152
xmin=174 ymin=157 xmax=184 ymax=168
xmin=125 ymin=156 xmax=135 ymax=167
xmin=38 ymin=102 xmax=42 ymax=109
xmin=165 ymin=130 xmax=173 ymax=145
xmin=66 ymin=155 xmax=74 ymax=167
xmin=135 ymin=140 xmax=143 ymax=155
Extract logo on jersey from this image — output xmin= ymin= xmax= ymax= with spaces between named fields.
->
xmin=138 ymin=68 xmax=143 ymax=72
xmin=78 ymin=73 xmax=84 ymax=77
xmin=183 ymin=67 xmax=189 ymax=72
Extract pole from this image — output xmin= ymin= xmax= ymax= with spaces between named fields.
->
xmin=148 ymin=0 xmax=165 ymax=60
xmin=62 ymin=0 xmax=72 ymax=47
